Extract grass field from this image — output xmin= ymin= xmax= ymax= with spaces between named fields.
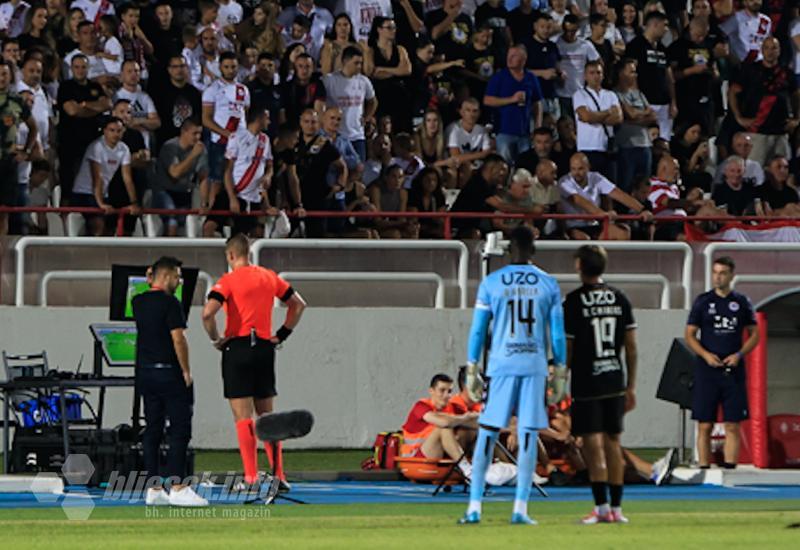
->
xmin=1 ymin=499 xmax=798 ymax=549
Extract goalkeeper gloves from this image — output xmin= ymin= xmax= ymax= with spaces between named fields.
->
xmin=547 ymin=364 xmax=569 ymax=407
xmin=465 ymin=362 xmax=485 ymax=403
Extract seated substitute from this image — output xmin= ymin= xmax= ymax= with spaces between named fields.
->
xmin=400 ymin=373 xmax=479 ymax=477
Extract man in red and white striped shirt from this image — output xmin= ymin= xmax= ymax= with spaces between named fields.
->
xmin=203 ymin=107 xmax=273 ymax=237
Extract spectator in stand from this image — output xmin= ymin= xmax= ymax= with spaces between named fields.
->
xmin=527 ymin=12 xmax=563 ymax=119
xmin=712 ymin=155 xmax=761 ymax=217
xmin=408 ymin=166 xmax=448 ymax=238
xmin=728 ymin=37 xmax=798 ymax=167
xmin=146 ymin=1 xmax=182 ymax=83
xmin=96 ymin=14 xmax=123 ymax=78
xmin=113 ymin=60 xmax=161 ymax=149
xmin=390 ymin=0 xmax=424 ymax=57
xmin=558 ymin=152 xmax=652 ymax=240
xmin=617 ymin=1 xmax=641 ymax=45
xmin=425 ymin=0 xmax=473 ymax=62
xmin=368 ymin=163 xmax=419 ymax=238
xmin=509 ymin=0 xmax=538 ymax=50
xmin=70 ymin=116 xmax=140 ymax=236
xmin=71 ymin=0 xmax=114 ymax=25
xmin=719 ymin=0 xmax=771 ymax=63
xmin=671 ymin=122 xmax=713 ymax=192
xmin=319 ymin=13 xmax=358 ymax=75
xmin=19 ymin=4 xmax=55 ymax=58
xmin=153 ymin=55 xmax=202 ymax=150
xmin=573 ymin=60 xmax=622 ymax=182
xmin=247 ymin=52 xmax=283 ymax=137
xmin=336 ymin=0 xmax=391 ymax=43
xmin=320 ymin=106 xmax=360 ymax=229
xmin=668 ymin=16 xmax=717 ymax=135
xmin=556 ymin=14 xmax=600 ymax=118
xmin=0 ymin=0 xmax=31 ymax=39
xmin=295 ymin=108 xmax=347 ymax=236
xmin=15 ymin=56 xmax=52 ymax=157
xmin=234 ymin=2 xmax=282 ymax=59
xmin=792 ymin=10 xmax=800 ymax=87
xmin=759 ymin=155 xmax=800 ymax=217
xmin=649 ymin=154 xmax=717 ymax=241
xmin=484 ymin=44 xmax=543 ymax=163
xmin=548 ymin=0 xmax=570 ymax=31
xmin=192 ymin=26 xmax=222 ymax=91
xmin=281 ymin=52 xmax=326 ymax=126
xmin=2 ymin=39 xmax=23 ymax=83
xmin=363 ymin=132 xmax=391 ymax=186
xmin=152 ymin=118 xmax=209 ymax=236
xmin=532 ymin=159 xmax=561 ymax=217
xmin=281 ymin=14 xmax=317 ymax=61
xmin=491 ymin=168 xmax=542 ymax=237
xmin=714 ymin=132 xmax=764 ymax=187
xmin=473 ymin=0 xmax=511 ymax=55
xmin=57 ymin=7 xmax=83 ymax=58
xmin=582 ymin=0 xmax=625 ymax=54
xmin=216 ymin=0 xmax=243 ymax=30
xmin=446 ymin=97 xmax=492 ymax=186
xmin=63 ymin=20 xmax=108 ymax=82
xmin=553 ymin=115 xmax=578 ymax=176
xmin=614 ymin=58 xmax=656 ymax=193
xmin=391 ymin=132 xmax=424 ymax=189
xmin=461 ymin=22 xmax=500 ymax=110
xmin=587 ymin=13 xmax=615 ymax=82
xmin=364 ymin=16 xmax=413 ymax=133
xmin=107 ymin=98 xmax=149 ymax=236
xmin=56 ymin=53 xmax=109 ymax=206
xmin=322 ymin=46 xmax=377 ymax=162
xmin=626 ymin=11 xmax=677 ymax=140
xmin=515 ymin=127 xmax=556 ymax=174
xmin=117 ymin=2 xmax=153 ymax=81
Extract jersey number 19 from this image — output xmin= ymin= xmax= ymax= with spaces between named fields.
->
xmin=591 ymin=317 xmax=617 ymax=358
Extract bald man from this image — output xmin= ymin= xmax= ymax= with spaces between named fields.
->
xmin=558 ymin=153 xmax=652 ymax=240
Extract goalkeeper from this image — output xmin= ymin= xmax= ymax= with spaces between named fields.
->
xmin=459 ymin=226 xmax=566 ymax=525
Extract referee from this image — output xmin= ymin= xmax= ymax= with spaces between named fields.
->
xmin=686 ymin=256 xmax=759 ymax=470
xmin=132 ymin=256 xmax=207 ymax=507
xmin=563 ymin=245 xmax=638 ymax=524
xmin=202 ymin=234 xmax=306 ymax=491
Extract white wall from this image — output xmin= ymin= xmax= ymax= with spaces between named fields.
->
xmin=0 ymin=307 xmax=689 ymax=449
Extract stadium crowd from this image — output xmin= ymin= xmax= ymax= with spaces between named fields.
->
xmin=0 ymin=0 xmax=797 ymax=240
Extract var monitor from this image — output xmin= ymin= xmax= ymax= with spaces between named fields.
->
xmin=109 ymin=264 xmax=199 ymax=322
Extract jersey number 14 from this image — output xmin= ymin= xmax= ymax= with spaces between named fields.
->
xmin=506 ymin=299 xmax=535 ymax=337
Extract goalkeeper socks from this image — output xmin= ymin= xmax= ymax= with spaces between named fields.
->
xmin=609 ymin=484 xmax=623 ymax=508
xmin=513 ymin=429 xmax=538 ymax=518
xmin=467 ymin=427 xmax=500 ymax=515
xmin=235 ymin=419 xmax=258 ymax=484
xmin=264 ymin=441 xmax=286 ymax=480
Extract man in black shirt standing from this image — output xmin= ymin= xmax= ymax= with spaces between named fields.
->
xmin=626 ymin=11 xmax=677 ymax=139
xmin=152 ymin=55 xmax=202 ymax=150
xmin=132 ymin=256 xmax=207 ymax=507
xmin=686 ymin=257 xmax=759 ymax=471
xmin=247 ymin=53 xmax=284 ymax=139
xmin=563 ymin=245 xmax=638 ymax=524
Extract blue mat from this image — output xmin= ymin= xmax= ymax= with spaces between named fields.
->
xmin=2 ymin=481 xmax=800 ymax=509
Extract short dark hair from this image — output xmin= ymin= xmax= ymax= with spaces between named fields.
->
xmin=180 ymin=117 xmax=201 ymax=131
xmin=533 ymin=12 xmax=552 ymax=24
xmin=119 ymin=3 xmax=139 ymax=16
xmin=112 ymin=98 xmax=131 ymax=110
xmin=533 ymin=127 xmax=554 ymax=138
xmin=152 ymin=256 xmax=182 ymax=278
xmin=590 ymin=13 xmax=607 ymax=26
xmin=429 ymin=373 xmax=453 ymax=388
xmin=257 ymin=52 xmax=275 ymax=63
xmin=220 ymin=51 xmax=237 ymax=63
xmin=102 ymin=116 xmax=124 ymax=129
xmin=713 ymin=256 xmax=736 ymax=272
xmin=226 ymin=233 xmax=249 ymax=258
xmin=575 ymin=245 xmax=608 ymax=277
xmin=482 ymin=153 xmax=507 ymax=167
xmin=246 ymin=106 xmax=268 ymax=125
xmin=644 ymin=11 xmax=668 ymax=26
xmin=510 ymin=226 xmax=535 ymax=255
xmin=563 ymin=14 xmax=580 ymax=27
xmin=341 ymin=45 xmax=363 ymax=64
xmin=77 ymin=20 xmax=94 ymax=32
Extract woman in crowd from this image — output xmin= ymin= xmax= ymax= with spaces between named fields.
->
xmin=57 ymin=6 xmax=83 ymax=57
xmin=671 ymin=121 xmax=713 ymax=192
xmin=407 ymin=167 xmax=448 ymax=238
xmin=319 ymin=13 xmax=359 ymax=75
xmin=617 ymin=1 xmax=641 ymax=44
xmin=364 ymin=16 xmax=412 ymax=133
xmin=20 ymin=4 xmax=56 ymax=56
xmin=278 ymin=42 xmax=306 ymax=82
xmin=235 ymin=1 xmax=282 ymax=58
xmin=368 ymin=164 xmax=418 ymax=238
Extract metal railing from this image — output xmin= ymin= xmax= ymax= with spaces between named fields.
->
xmin=553 ymin=273 xmax=671 ymax=309
xmin=703 ymin=243 xmax=800 ymax=291
xmin=252 ymin=239 xmax=470 ymax=308
xmin=37 ymin=270 xmax=216 ymax=307
xmin=279 ymin=271 xmax=446 ymax=309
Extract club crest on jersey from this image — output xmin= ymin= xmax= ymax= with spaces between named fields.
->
xmin=235 ymin=85 xmax=245 ymax=101
xmin=501 ymin=271 xmax=539 ymax=286
xmin=708 ymin=302 xmax=716 ymax=314
xmin=728 ymin=302 xmax=740 ymax=312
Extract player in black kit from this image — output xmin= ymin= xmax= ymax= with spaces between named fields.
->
xmin=685 ymin=256 xmax=759 ymax=470
xmin=563 ymin=245 xmax=638 ymax=525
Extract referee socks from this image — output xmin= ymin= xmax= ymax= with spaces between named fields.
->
xmin=235 ymin=419 xmax=259 ymax=484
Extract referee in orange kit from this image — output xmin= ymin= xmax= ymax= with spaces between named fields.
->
xmin=202 ymin=234 xmax=306 ymax=491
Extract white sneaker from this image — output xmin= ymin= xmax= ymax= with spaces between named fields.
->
xmin=458 ymin=460 xmax=472 ymax=480
xmin=651 ymin=448 xmax=676 ymax=486
xmin=534 ymin=473 xmax=549 ymax=485
xmin=168 ymin=486 xmax=209 ymax=507
xmin=145 ymin=488 xmax=170 ymax=506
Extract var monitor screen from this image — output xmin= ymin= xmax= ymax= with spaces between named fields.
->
xmin=109 ymin=264 xmax=199 ymax=321
xmin=90 ymin=322 xmax=137 ymax=367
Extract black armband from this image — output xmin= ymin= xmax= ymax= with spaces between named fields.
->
xmin=208 ymin=291 xmax=225 ymax=303
xmin=276 ymin=325 xmax=293 ymax=342
xmin=280 ymin=287 xmax=295 ymax=302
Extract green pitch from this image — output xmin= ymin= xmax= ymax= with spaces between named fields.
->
xmin=1 ymin=499 xmax=798 ymax=549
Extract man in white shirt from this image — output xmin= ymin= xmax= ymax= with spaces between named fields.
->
xmin=112 ymin=60 xmax=161 ymax=149
xmin=714 ymin=132 xmax=765 ymax=188
xmin=322 ymin=46 xmax=377 ymax=161
xmin=0 ymin=0 xmax=29 ymax=38
xmin=556 ymin=13 xmax=600 ymax=118
xmin=63 ymin=21 xmax=109 ymax=82
xmin=15 ymin=57 xmax=52 ymax=154
xmin=202 ymin=50 xmax=250 ymax=207
xmin=278 ymin=0 xmax=334 ymax=59
xmin=204 ymin=108 xmax=273 ymax=238
xmin=71 ymin=0 xmax=115 ymax=25
xmin=71 ymin=117 xmax=140 ymax=236
xmin=193 ymin=26 xmax=222 ymax=91
xmin=573 ymin=60 xmax=621 ymax=182
xmin=446 ymin=97 xmax=492 ymax=184
xmin=719 ymin=0 xmax=771 ymax=63
xmin=558 ymin=152 xmax=651 ymax=240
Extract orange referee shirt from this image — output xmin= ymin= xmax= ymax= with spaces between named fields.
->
xmin=208 ymin=265 xmax=292 ymax=340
